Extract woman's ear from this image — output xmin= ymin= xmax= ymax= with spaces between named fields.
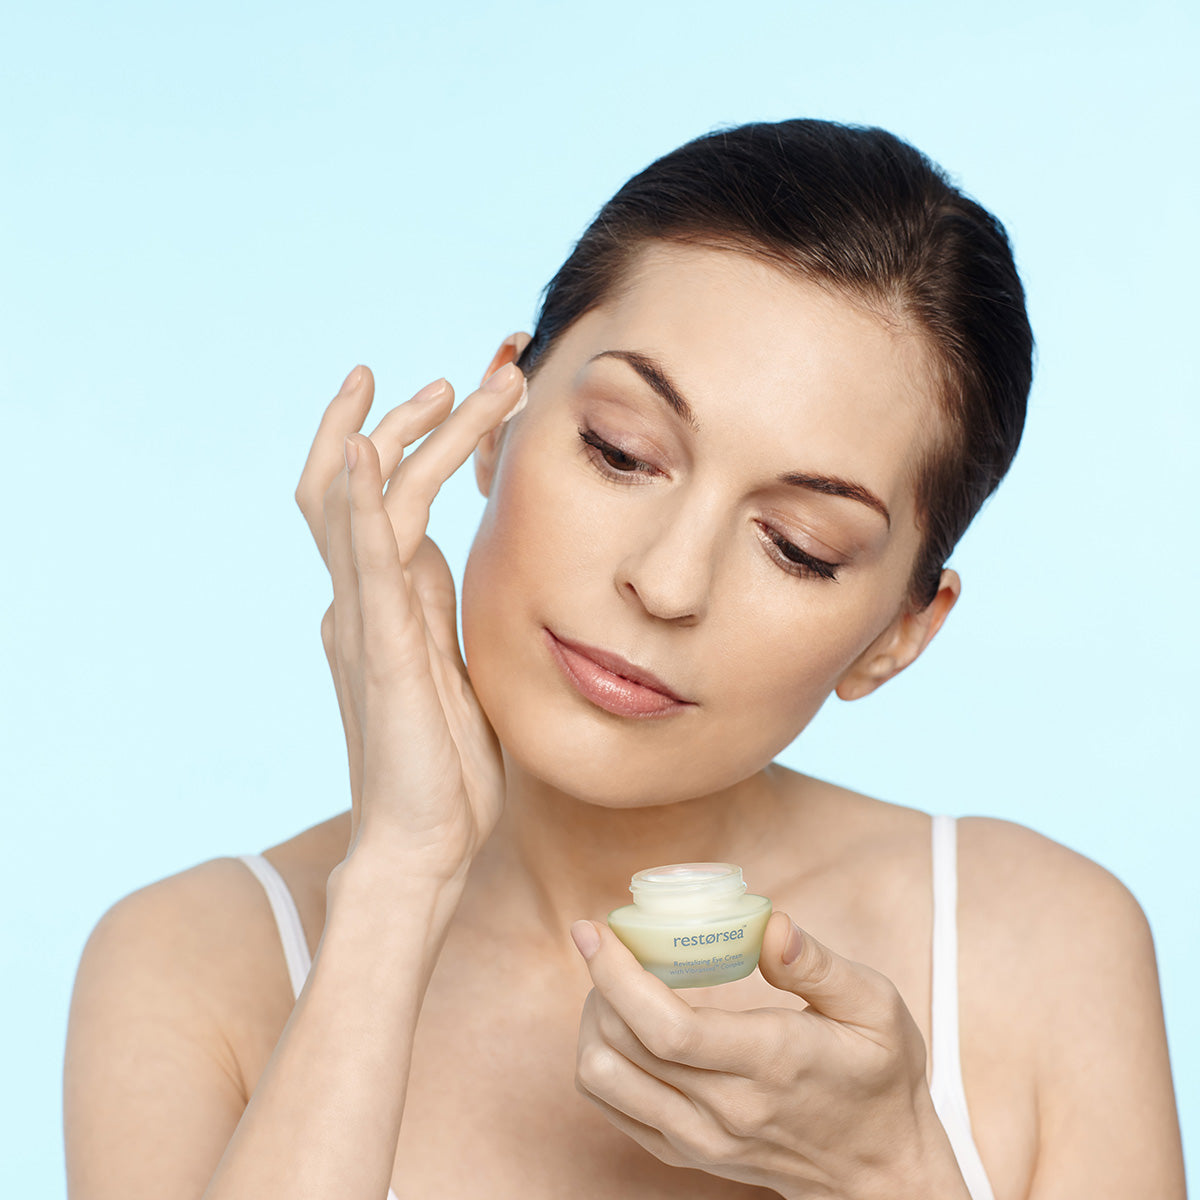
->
xmin=474 ymin=331 xmax=533 ymax=497
xmin=835 ymin=568 xmax=961 ymax=702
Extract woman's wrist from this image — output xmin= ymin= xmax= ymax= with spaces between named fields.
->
xmin=334 ymin=817 xmax=476 ymax=896
xmin=325 ymin=837 xmax=470 ymax=973
xmin=871 ymin=1084 xmax=974 ymax=1200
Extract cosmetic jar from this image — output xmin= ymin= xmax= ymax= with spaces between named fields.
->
xmin=607 ymin=863 xmax=772 ymax=988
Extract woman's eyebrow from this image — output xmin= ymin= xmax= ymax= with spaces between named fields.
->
xmin=586 ymin=348 xmax=891 ymax=527
xmin=778 ymin=471 xmax=891 ymax=527
xmin=587 ymin=349 xmax=701 ymax=431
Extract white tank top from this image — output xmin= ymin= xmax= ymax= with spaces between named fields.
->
xmin=237 ymin=813 xmax=994 ymax=1200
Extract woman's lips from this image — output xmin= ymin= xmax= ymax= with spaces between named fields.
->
xmin=543 ymin=629 xmax=695 ymax=718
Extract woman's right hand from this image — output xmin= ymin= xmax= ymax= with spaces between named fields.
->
xmin=292 ymin=362 xmax=527 ymax=881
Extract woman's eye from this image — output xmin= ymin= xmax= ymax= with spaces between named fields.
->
xmin=761 ymin=526 xmax=841 ymax=582
xmin=578 ymin=426 xmax=840 ymax=583
xmin=577 ymin=426 xmax=657 ymax=476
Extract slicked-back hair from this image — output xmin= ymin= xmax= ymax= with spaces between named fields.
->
xmin=514 ymin=119 xmax=1034 ymax=609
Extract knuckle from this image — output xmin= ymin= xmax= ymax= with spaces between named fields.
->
xmin=646 ymin=1015 xmax=698 ymax=1062
xmin=322 ymin=473 xmax=347 ymax=515
xmin=714 ymin=1085 xmax=771 ymax=1140
xmin=879 ymin=978 xmax=908 ymax=1024
xmin=576 ymin=1044 xmax=621 ymax=1090
xmin=683 ymin=1126 xmax=741 ymax=1168
xmin=863 ymin=966 xmax=909 ymax=1031
xmin=806 ymin=941 xmax=838 ymax=990
xmin=648 ymin=1140 xmax=685 ymax=1169
xmin=843 ymin=1050 xmax=883 ymax=1093
xmin=390 ymin=465 xmax=441 ymax=511
xmin=361 ymin=651 xmax=398 ymax=692
xmin=412 ymin=577 xmax=456 ymax=612
xmin=594 ymin=1002 xmax=626 ymax=1046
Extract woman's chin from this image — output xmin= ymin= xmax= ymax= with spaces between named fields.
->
xmin=481 ymin=701 xmax=763 ymax=811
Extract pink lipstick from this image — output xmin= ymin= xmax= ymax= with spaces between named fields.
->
xmin=544 ymin=629 xmax=695 ymax=718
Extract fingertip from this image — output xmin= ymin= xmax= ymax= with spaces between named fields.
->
xmin=570 ymin=919 xmax=600 ymax=961
xmin=412 ymin=376 xmax=451 ymax=406
xmin=344 ymin=432 xmax=380 ymax=478
xmin=757 ymin=910 xmax=802 ymax=973
xmin=781 ymin=919 xmax=804 ymax=966
xmin=482 ymin=361 xmax=521 ymax=394
xmin=500 ymin=375 xmax=529 ymax=424
xmin=762 ymin=908 xmax=790 ymax=944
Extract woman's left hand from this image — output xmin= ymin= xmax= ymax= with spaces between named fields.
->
xmin=571 ymin=911 xmax=972 ymax=1200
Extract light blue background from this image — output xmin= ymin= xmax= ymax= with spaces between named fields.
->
xmin=3 ymin=1 xmax=1195 ymax=1193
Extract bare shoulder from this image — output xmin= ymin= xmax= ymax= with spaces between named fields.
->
xmin=64 ymin=816 xmax=353 ymax=1200
xmin=956 ymin=815 xmax=1154 ymax=952
xmin=955 ymin=815 xmax=1159 ymax=1022
xmin=70 ymin=854 xmax=297 ymax=1098
xmin=954 ymin=817 xmax=1185 ymax=1196
xmin=64 ymin=855 xmax=299 ymax=1198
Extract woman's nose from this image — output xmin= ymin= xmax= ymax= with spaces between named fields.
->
xmin=614 ymin=502 xmax=721 ymax=624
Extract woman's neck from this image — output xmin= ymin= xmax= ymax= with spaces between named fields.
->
xmin=461 ymin=756 xmax=807 ymax=946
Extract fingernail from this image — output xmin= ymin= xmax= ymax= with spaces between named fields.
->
xmin=341 ymin=365 xmax=362 ymax=393
xmin=500 ymin=376 xmax=528 ymax=423
xmin=344 ymin=435 xmax=359 ymax=471
xmin=412 ymin=377 xmax=448 ymax=404
xmin=483 ymin=362 xmax=519 ymax=393
xmin=570 ymin=919 xmax=600 ymax=960
xmin=782 ymin=920 xmax=803 ymax=965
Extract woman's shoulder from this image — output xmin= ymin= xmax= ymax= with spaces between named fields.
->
xmin=84 ymin=853 xmax=281 ymax=980
xmin=955 ymin=814 xmax=1151 ymax=936
xmin=953 ymin=815 xmax=1159 ymax=1068
xmin=73 ymin=817 xmax=350 ymax=1093
xmin=805 ymin=770 xmax=1147 ymax=923
xmin=954 ymin=816 xmax=1181 ymax=1187
xmin=785 ymin=772 xmax=1154 ymax=979
xmin=77 ymin=857 xmax=294 ymax=1051
xmin=94 ymin=811 xmax=349 ymax=958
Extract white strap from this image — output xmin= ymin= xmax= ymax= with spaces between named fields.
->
xmin=929 ymin=816 xmax=996 ymax=1200
xmin=237 ymin=853 xmax=313 ymax=1001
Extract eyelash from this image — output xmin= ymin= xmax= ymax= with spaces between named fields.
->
xmin=576 ymin=425 xmax=841 ymax=583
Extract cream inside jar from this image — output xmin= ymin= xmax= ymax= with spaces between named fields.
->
xmin=607 ymin=863 xmax=772 ymax=988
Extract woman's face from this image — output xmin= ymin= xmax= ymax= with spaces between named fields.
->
xmin=462 ymin=242 xmax=944 ymax=807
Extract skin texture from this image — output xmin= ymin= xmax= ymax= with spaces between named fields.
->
xmin=62 ymin=242 xmax=1186 ymax=1200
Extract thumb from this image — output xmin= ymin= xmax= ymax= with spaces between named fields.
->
xmin=757 ymin=910 xmax=897 ymax=1028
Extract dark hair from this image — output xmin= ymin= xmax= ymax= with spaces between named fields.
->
xmin=514 ymin=119 xmax=1033 ymax=609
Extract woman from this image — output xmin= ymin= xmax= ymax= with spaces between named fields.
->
xmin=63 ymin=120 xmax=1185 ymax=1198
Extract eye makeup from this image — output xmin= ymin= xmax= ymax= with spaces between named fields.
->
xmin=577 ymin=425 xmax=657 ymax=478
xmin=576 ymin=424 xmax=843 ymax=581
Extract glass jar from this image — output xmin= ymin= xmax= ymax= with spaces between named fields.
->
xmin=607 ymin=862 xmax=772 ymax=988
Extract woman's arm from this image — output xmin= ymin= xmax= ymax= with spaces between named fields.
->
xmin=63 ymin=849 xmax=463 ymax=1200
xmin=205 ymin=844 xmax=465 ymax=1198
xmin=65 ymin=362 xmax=527 ymax=1199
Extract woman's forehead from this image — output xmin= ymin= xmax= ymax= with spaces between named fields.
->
xmin=609 ymin=241 xmax=931 ymax=384
xmin=555 ymin=242 xmax=940 ymax=519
